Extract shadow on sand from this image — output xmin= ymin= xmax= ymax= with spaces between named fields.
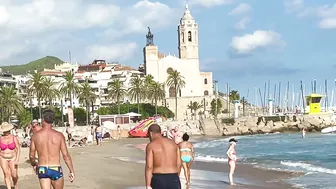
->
xmin=0 ymin=186 xmax=12 ymax=189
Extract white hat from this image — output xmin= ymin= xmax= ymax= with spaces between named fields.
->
xmin=0 ymin=122 xmax=14 ymax=132
xmin=32 ymin=119 xmax=38 ymax=123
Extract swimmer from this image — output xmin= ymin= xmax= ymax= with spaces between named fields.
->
xmin=29 ymin=109 xmax=75 ymax=189
xmin=145 ymin=124 xmax=181 ymax=189
xmin=226 ymin=138 xmax=238 ymax=185
xmin=302 ymin=128 xmax=306 ymax=138
xmin=178 ymin=133 xmax=194 ymax=185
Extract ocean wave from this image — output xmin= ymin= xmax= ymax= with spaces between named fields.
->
xmin=194 ymin=135 xmax=244 ymax=148
xmin=281 ymin=161 xmax=336 ymax=175
xmin=194 ymin=155 xmax=228 ymax=162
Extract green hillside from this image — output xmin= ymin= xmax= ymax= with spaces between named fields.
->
xmin=1 ymin=56 xmax=64 ymax=75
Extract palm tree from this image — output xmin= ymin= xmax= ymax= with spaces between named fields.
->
xmin=144 ymin=74 xmax=154 ymax=102
xmin=60 ymin=71 xmax=79 ymax=108
xmin=166 ymin=70 xmax=186 ymax=120
xmin=0 ymin=86 xmax=24 ymax=122
xmin=128 ymin=77 xmax=144 ymax=113
xmin=147 ymin=81 xmax=165 ymax=115
xmin=187 ymin=101 xmax=203 ymax=119
xmin=28 ymin=72 xmax=46 ymax=120
xmin=229 ymin=90 xmax=240 ymax=102
xmin=43 ymin=77 xmax=60 ymax=107
xmin=77 ymin=82 xmax=96 ymax=126
xmin=108 ymin=78 xmax=127 ymax=114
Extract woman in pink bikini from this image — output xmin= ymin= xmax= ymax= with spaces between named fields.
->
xmin=0 ymin=122 xmax=21 ymax=189
xmin=226 ymin=138 xmax=237 ymax=185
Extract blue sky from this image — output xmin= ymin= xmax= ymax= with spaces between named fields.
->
xmin=1 ymin=0 xmax=336 ymax=103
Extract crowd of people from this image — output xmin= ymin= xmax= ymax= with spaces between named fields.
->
xmin=0 ymin=109 xmax=238 ymax=189
xmin=145 ymin=124 xmax=238 ymax=189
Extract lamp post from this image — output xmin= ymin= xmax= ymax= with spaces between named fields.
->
xmin=214 ymin=80 xmax=218 ymax=118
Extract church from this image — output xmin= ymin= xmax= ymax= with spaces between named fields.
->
xmin=142 ymin=4 xmax=214 ymax=119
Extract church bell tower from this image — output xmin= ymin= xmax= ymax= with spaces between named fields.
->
xmin=178 ymin=4 xmax=199 ymax=60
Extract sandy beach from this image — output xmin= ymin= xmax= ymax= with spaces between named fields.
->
xmin=0 ymin=138 xmax=300 ymax=189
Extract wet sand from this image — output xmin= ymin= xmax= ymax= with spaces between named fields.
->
xmin=1 ymin=138 xmax=300 ymax=189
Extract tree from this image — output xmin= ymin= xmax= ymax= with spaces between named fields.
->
xmin=43 ymin=77 xmax=60 ymax=107
xmin=166 ymin=70 xmax=186 ymax=119
xmin=28 ymin=72 xmax=46 ymax=120
xmin=147 ymin=81 xmax=165 ymax=115
xmin=17 ymin=109 xmax=33 ymax=128
xmin=0 ymin=86 xmax=24 ymax=122
xmin=229 ymin=90 xmax=240 ymax=102
xmin=77 ymin=81 xmax=96 ymax=126
xmin=108 ymin=78 xmax=127 ymax=114
xmin=128 ymin=77 xmax=144 ymax=113
xmin=144 ymin=74 xmax=155 ymax=103
xmin=187 ymin=101 xmax=203 ymax=119
xmin=210 ymin=99 xmax=222 ymax=117
xmin=60 ymin=71 xmax=79 ymax=108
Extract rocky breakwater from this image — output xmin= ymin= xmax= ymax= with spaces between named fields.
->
xmin=221 ymin=115 xmax=336 ymax=136
xmin=159 ymin=120 xmax=202 ymax=135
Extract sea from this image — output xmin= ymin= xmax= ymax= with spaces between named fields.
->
xmin=194 ymin=133 xmax=336 ymax=189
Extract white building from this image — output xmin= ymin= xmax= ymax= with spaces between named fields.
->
xmin=143 ymin=4 xmax=213 ymax=98
xmin=143 ymin=4 xmax=215 ymax=119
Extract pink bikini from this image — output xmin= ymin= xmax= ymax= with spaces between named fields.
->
xmin=0 ymin=136 xmax=16 ymax=151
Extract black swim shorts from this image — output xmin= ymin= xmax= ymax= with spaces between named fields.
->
xmin=151 ymin=173 xmax=181 ymax=189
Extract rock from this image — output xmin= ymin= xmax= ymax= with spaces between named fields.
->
xmin=249 ymin=126 xmax=259 ymax=134
xmin=273 ymin=122 xmax=283 ymax=130
xmin=266 ymin=120 xmax=274 ymax=127
xmin=238 ymin=126 xmax=249 ymax=134
xmin=223 ymin=126 xmax=239 ymax=136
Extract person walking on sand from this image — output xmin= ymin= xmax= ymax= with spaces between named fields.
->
xmin=145 ymin=124 xmax=182 ymax=189
xmin=95 ymin=124 xmax=103 ymax=146
xmin=0 ymin=122 xmax=21 ymax=189
xmin=29 ymin=109 xmax=75 ymax=189
xmin=178 ymin=133 xmax=194 ymax=186
xmin=226 ymin=138 xmax=238 ymax=185
xmin=66 ymin=123 xmax=72 ymax=147
xmin=117 ymin=125 xmax=121 ymax=140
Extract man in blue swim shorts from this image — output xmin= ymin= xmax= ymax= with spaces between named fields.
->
xmin=145 ymin=124 xmax=182 ymax=189
xmin=95 ymin=124 xmax=103 ymax=146
xmin=30 ymin=109 xmax=75 ymax=189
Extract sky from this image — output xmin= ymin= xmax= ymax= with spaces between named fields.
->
xmin=1 ymin=0 xmax=336 ymax=103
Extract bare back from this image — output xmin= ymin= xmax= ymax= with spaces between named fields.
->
xmin=32 ymin=128 xmax=65 ymax=166
xmin=178 ymin=141 xmax=193 ymax=156
xmin=148 ymin=137 xmax=180 ymax=173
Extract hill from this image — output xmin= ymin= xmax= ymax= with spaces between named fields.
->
xmin=1 ymin=56 xmax=64 ymax=75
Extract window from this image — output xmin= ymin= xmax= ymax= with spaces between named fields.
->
xmin=188 ymin=31 xmax=192 ymax=42
xmin=204 ymin=78 xmax=208 ymax=84
xmin=204 ymin=90 xmax=209 ymax=96
xmin=181 ymin=32 xmax=184 ymax=43
xmin=169 ymin=87 xmax=176 ymax=98
xmin=179 ymin=89 xmax=182 ymax=97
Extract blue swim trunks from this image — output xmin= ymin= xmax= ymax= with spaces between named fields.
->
xmin=96 ymin=132 xmax=102 ymax=140
xmin=38 ymin=166 xmax=63 ymax=180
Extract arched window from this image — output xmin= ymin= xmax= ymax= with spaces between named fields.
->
xmin=181 ymin=32 xmax=184 ymax=43
xmin=204 ymin=90 xmax=209 ymax=96
xmin=169 ymin=87 xmax=176 ymax=98
xmin=204 ymin=78 xmax=208 ymax=84
xmin=188 ymin=31 xmax=192 ymax=42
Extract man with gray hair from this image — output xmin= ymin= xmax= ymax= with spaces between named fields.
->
xmin=145 ymin=124 xmax=181 ymax=189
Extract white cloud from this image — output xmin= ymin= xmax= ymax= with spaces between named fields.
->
xmin=189 ymin=0 xmax=233 ymax=8
xmin=234 ymin=17 xmax=250 ymax=30
xmin=87 ymin=43 xmax=138 ymax=61
xmin=228 ymin=3 xmax=251 ymax=16
xmin=284 ymin=0 xmax=304 ymax=13
xmin=231 ymin=30 xmax=285 ymax=54
xmin=0 ymin=0 xmax=177 ymax=64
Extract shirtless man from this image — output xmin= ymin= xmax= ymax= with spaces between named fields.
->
xmin=95 ymin=124 xmax=103 ymax=146
xmin=145 ymin=124 xmax=181 ymax=189
xmin=29 ymin=109 xmax=75 ymax=189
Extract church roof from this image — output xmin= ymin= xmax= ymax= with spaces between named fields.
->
xmin=181 ymin=4 xmax=194 ymax=21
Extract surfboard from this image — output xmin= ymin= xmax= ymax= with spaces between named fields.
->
xmin=321 ymin=126 xmax=336 ymax=134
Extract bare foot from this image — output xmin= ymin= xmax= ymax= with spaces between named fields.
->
xmin=14 ymin=184 xmax=19 ymax=189
xmin=230 ymin=182 xmax=236 ymax=186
